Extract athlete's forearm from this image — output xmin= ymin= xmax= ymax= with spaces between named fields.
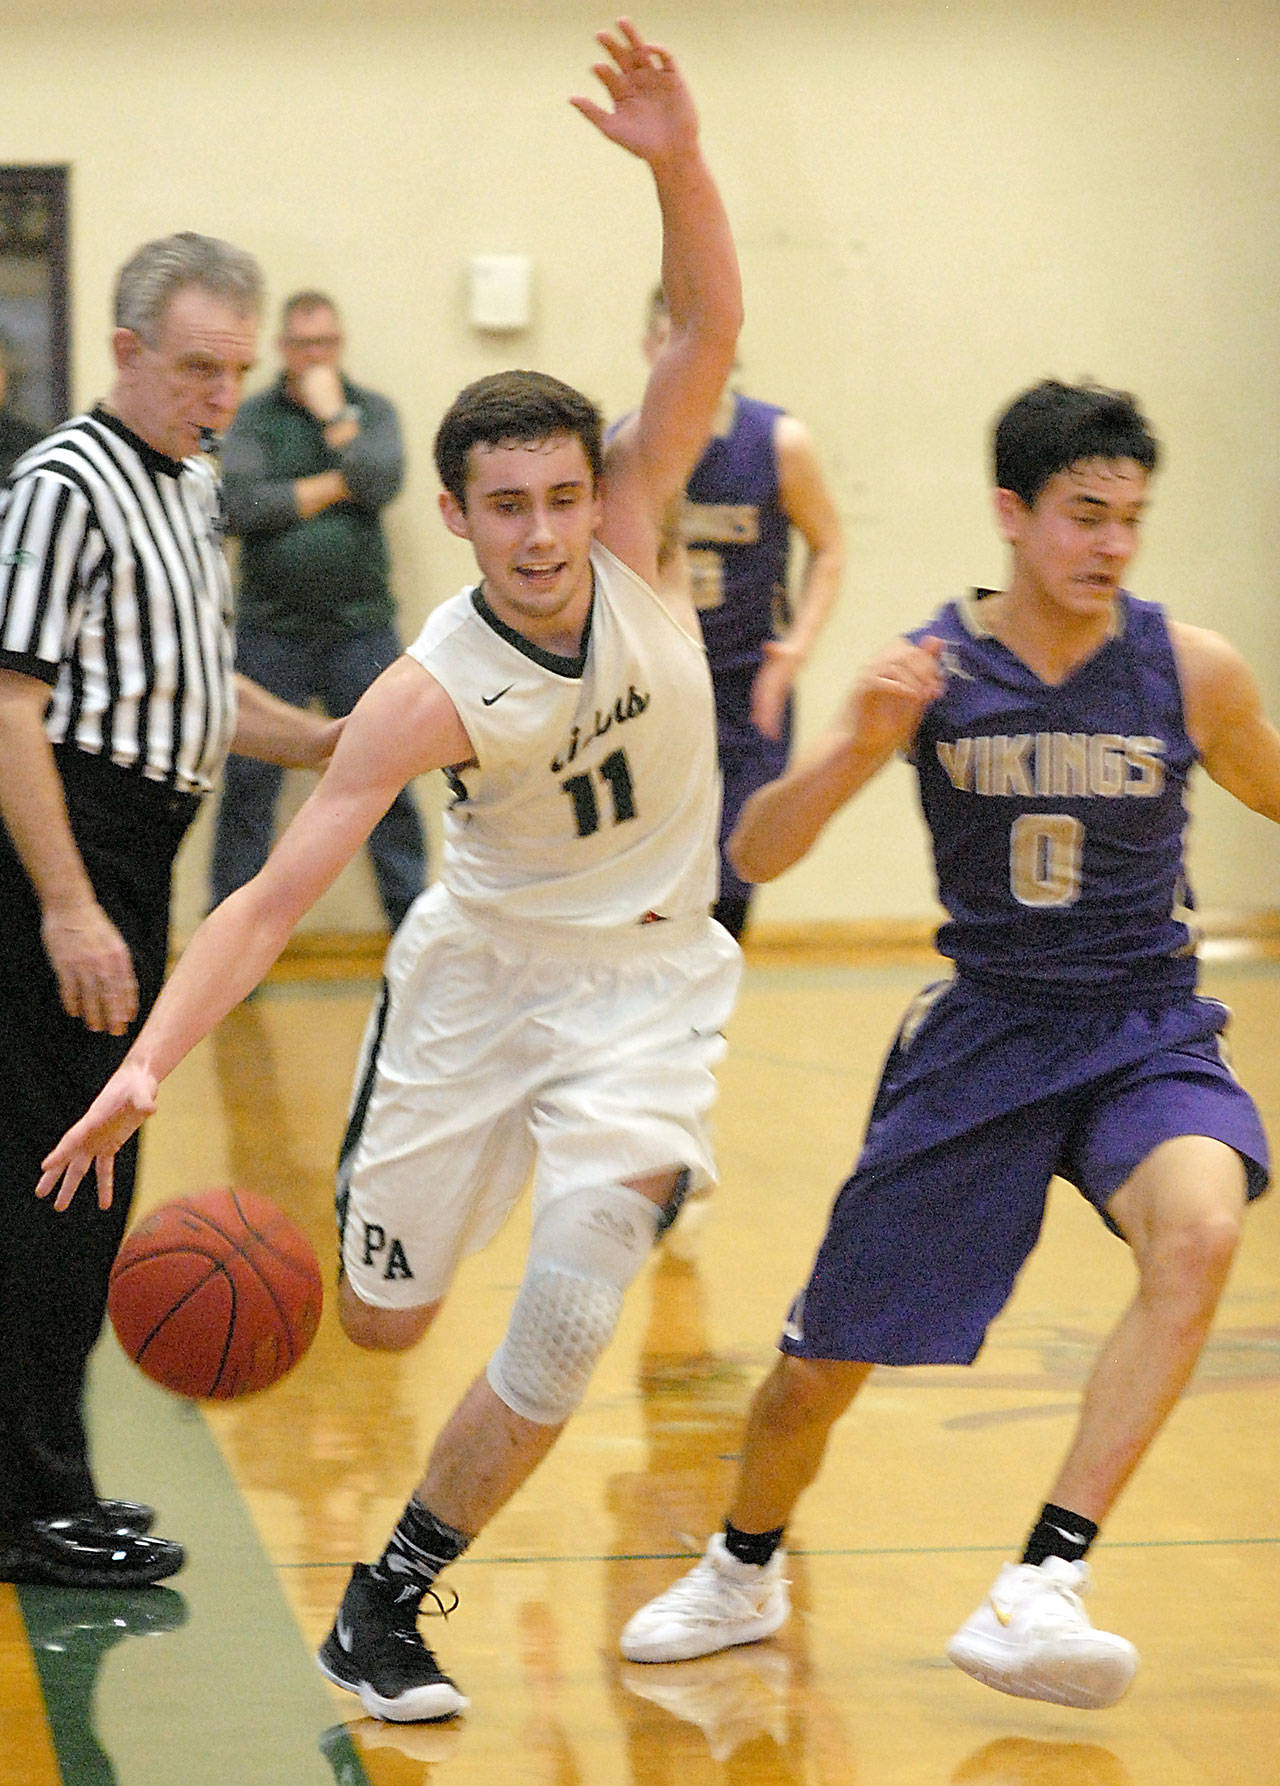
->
xmin=653 ymin=144 xmax=741 ymax=364
xmin=784 ymin=544 xmax=844 ymax=662
xmin=729 ymin=731 xmax=891 ymax=883
xmin=125 ymin=884 xmax=297 ymax=1085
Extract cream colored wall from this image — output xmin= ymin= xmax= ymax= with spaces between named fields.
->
xmin=7 ymin=0 xmax=1279 ymax=936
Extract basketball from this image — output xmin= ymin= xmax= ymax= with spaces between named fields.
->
xmin=108 ymin=1187 xmax=324 ymax=1400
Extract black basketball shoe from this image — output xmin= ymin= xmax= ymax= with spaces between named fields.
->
xmin=317 ymin=1563 xmax=468 ymax=1722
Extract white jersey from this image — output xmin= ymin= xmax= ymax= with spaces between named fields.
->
xmin=406 ymin=542 xmax=720 ymax=926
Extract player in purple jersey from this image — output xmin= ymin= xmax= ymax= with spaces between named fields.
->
xmin=619 ymin=380 xmax=1280 ymax=1710
xmin=642 ymin=288 xmax=844 ymax=938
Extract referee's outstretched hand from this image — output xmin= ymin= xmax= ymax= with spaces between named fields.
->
xmin=35 ymin=1061 xmax=159 ymax=1213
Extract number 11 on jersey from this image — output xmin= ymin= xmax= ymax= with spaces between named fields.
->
xmin=561 ymin=748 xmax=638 ymax=838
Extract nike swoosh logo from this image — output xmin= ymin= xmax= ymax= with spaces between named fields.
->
xmin=482 ymin=684 xmax=515 ymax=706
xmin=990 ymin=1597 xmax=1013 ymax=1627
xmin=336 ymin=1610 xmax=354 ymax=1651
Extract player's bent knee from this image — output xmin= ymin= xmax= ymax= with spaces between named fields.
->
xmin=1152 ymin=1210 xmax=1242 ymax=1300
xmin=487 ymin=1182 xmax=662 ymax=1424
xmin=339 ymin=1278 xmax=439 ymax=1351
xmin=487 ymin=1263 xmax=624 ymax=1424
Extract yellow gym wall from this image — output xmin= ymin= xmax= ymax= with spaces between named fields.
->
xmin=6 ymin=0 xmax=1279 ymax=938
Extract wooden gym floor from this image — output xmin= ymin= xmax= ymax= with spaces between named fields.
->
xmin=3 ymin=937 xmax=1278 ymax=1786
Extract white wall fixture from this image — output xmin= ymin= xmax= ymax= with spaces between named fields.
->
xmin=468 ymin=254 xmax=532 ymax=331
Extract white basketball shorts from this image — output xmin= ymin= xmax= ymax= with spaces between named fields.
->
xmin=336 ymin=887 xmax=742 ymax=1308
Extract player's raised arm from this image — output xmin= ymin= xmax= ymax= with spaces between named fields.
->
xmin=36 ymin=659 xmax=472 ymax=1213
xmin=572 ymin=18 xmax=742 ymax=578
xmin=730 ymin=635 xmax=947 ymax=884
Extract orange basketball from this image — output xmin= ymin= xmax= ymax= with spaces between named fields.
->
xmin=108 ymin=1187 xmax=324 ymax=1399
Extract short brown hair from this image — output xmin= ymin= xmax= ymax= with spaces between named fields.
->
xmin=434 ymin=370 xmax=604 ymax=508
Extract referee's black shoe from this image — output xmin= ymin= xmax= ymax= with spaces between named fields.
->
xmin=93 ymin=1498 xmax=157 ymax=1534
xmin=0 ymin=1515 xmax=184 ymax=1588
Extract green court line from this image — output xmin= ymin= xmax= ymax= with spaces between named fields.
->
xmin=21 ymin=1340 xmax=369 ymax=1786
xmin=274 ymin=1533 xmax=1280 ymax=1573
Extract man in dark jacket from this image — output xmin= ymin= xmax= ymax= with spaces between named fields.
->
xmin=210 ymin=292 xmax=427 ymax=927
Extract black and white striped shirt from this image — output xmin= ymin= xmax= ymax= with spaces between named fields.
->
xmin=0 ymin=407 xmax=236 ymax=794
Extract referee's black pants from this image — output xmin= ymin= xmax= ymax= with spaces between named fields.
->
xmin=0 ymin=749 xmax=198 ymax=1530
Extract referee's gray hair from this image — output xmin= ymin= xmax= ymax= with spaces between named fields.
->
xmin=114 ymin=232 xmax=264 ymax=344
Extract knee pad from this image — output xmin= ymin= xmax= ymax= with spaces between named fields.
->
xmin=486 ymin=1182 xmax=661 ymax=1425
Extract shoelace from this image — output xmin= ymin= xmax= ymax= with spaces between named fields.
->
xmin=1016 ymin=1574 xmax=1089 ymax=1632
xmin=660 ymin=1558 xmax=769 ymax=1616
xmin=421 ymin=1583 xmax=460 ymax=1619
xmin=390 ymin=1580 xmax=460 ymax=1638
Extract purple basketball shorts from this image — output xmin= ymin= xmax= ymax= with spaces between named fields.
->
xmin=779 ymin=978 xmax=1269 ymax=1366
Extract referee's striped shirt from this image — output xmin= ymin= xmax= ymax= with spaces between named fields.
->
xmin=0 ymin=406 xmax=236 ymax=795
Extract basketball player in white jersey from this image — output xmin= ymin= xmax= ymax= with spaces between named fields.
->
xmin=37 ymin=17 xmax=741 ymax=1725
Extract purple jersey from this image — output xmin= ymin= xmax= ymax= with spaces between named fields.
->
xmin=682 ymin=395 xmax=791 ymax=672
xmin=909 ymin=590 xmax=1199 ymax=1000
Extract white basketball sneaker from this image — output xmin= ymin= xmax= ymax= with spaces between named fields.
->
xmin=946 ymin=1557 xmax=1138 ymax=1709
xmin=621 ymin=1533 xmax=790 ymax=1663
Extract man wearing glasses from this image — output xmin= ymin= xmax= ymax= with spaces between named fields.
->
xmin=210 ymin=291 xmax=427 ymax=930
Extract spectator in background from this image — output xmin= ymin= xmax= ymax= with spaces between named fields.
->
xmin=210 ymin=292 xmax=427 ymax=929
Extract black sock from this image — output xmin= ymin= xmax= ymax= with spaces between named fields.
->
xmin=712 ymin=895 xmax=750 ymax=941
xmin=369 ymin=1498 xmax=471 ymax=1607
xmin=723 ymin=1519 xmax=785 ymax=1567
xmin=1021 ymin=1501 xmax=1098 ymax=1567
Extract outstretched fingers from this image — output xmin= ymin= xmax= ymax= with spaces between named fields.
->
xmin=36 ymin=1073 xmax=158 ymax=1213
xmin=596 ymin=16 xmax=668 ymax=70
xmin=569 ymin=16 xmax=686 ymax=145
xmin=34 ymin=1147 xmax=106 ymax=1212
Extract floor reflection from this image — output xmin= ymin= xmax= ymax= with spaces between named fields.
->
xmin=210 ymin=1000 xmax=334 ymax=1215
xmin=514 ymin=1597 xmax=584 ymax=1786
xmin=603 ymin=1230 xmax=857 ymax=1782
xmin=620 ymin=1648 xmax=793 ymax=1764
xmin=951 ymin=1735 xmax=1132 ymax=1786
xmin=319 ymin=1715 xmax=465 ymax=1784
xmin=22 ymin=1585 xmax=187 ymax=1786
xmin=207 ymin=997 xmax=427 ymax=1572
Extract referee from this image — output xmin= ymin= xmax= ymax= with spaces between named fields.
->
xmin=0 ymin=233 xmax=339 ymax=1589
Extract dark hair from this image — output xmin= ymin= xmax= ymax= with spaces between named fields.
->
xmin=433 ymin=370 xmax=604 ymax=507
xmin=281 ymin=290 xmax=339 ymax=329
xmin=993 ymin=380 xmax=1159 ymax=508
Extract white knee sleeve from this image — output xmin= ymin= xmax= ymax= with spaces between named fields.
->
xmin=486 ymin=1183 xmax=661 ymax=1425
